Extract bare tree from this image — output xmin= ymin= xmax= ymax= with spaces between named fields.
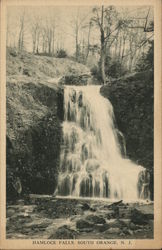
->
xmin=85 ymin=21 xmax=92 ymax=63
xmin=92 ymin=6 xmax=120 ymax=84
xmin=71 ymin=8 xmax=91 ymax=61
xmin=31 ymin=16 xmax=41 ymax=54
xmin=18 ymin=10 xmax=25 ymax=51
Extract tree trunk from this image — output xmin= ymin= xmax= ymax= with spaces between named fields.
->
xmin=75 ymin=29 xmax=79 ymax=61
xmin=100 ymin=6 xmax=106 ymax=84
xmin=100 ymin=41 xmax=106 ymax=84
xmin=85 ymin=22 xmax=91 ymax=63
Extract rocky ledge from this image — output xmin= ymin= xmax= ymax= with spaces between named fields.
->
xmin=6 ymin=197 xmax=153 ymax=239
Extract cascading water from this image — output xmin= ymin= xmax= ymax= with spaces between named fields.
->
xmin=56 ymin=85 xmax=150 ymax=201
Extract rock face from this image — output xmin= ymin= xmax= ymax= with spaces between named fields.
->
xmin=100 ymin=71 xmax=154 ymax=200
xmin=6 ymin=80 xmax=63 ymax=200
xmin=59 ymin=73 xmax=91 ymax=85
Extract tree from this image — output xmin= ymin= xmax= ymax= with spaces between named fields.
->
xmin=18 ymin=10 xmax=25 ymax=51
xmin=31 ymin=15 xmax=41 ymax=54
xmin=92 ymin=6 xmax=120 ymax=84
xmin=135 ymin=40 xmax=154 ymax=72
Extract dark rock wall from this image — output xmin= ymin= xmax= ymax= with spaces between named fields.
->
xmin=100 ymin=71 xmax=154 ymax=200
xmin=6 ymin=82 xmax=64 ymax=200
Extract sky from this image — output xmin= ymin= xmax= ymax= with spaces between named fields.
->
xmin=7 ymin=5 xmax=153 ymax=55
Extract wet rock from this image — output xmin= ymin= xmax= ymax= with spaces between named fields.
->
xmin=120 ymin=219 xmax=131 ymax=227
xmin=119 ymin=206 xmax=131 ymax=219
xmin=95 ymin=223 xmax=109 ymax=232
xmin=108 ymin=200 xmax=123 ymax=209
xmin=130 ymin=208 xmax=148 ymax=225
xmin=105 ymin=210 xmax=116 ymax=219
xmin=7 ymin=208 xmax=15 ymax=217
xmin=135 ymin=205 xmax=154 ymax=220
xmin=127 ymin=229 xmax=134 ymax=236
xmin=79 ymin=228 xmax=94 ymax=233
xmin=85 ymin=159 xmax=100 ymax=173
xmin=25 ymin=220 xmax=52 ymax=229
xmin=129 ymin=222 xmax=137 ymax=230
xmin=76 ymin=219 xmax=93 ymax=230
xmin=134 ymin=229 xmax=143 ymax=233
xmin=105 ymin=227 xmax=121 ymax=234
xmin=119 ymin=232 xmax=125 ymax=236
xmin=16 ymin=216 xmax=32 ymax=224
xmin=123 ymin=227 xmax=129 ymax=234
xmin=21 ymin=228 xmax=33 ymax=234
xmin=49 ymin=225 xmax=77 ymax=239
xmin=78 ymin=91 xmax=83 ymax=107
xmin=71 ymin=89 xmax=76 ymax=103
xmin=85 ymin=214 xmax=106 ymax=225
xmin=148 ymin=219 xmax=153 ymax=229
xmin=81 ymin=202 xmax=90 ymax=211
xmin=108 ymin=219 xmax=127 ymax=229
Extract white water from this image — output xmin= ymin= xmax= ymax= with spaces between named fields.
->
xmin=57 ymin=85 xmax=150 ymax=201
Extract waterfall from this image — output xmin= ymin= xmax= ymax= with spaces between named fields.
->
xmin=57 ymin=85 xmax=150 ymax=201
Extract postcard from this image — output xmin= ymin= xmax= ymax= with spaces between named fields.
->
xmin=0 ymin=0 xmax=161 ymax=249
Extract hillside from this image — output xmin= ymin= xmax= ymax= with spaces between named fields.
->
xmin=6 ymin=48 xmax=90 ymax=200
xmin=7 ymin=48 xmax=91 ymax=85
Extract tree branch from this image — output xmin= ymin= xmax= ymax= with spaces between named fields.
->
xmin=104 ymin=23 xmax=120 ymax=41
xmin=123 ymin=34 xmax=153 ymax=58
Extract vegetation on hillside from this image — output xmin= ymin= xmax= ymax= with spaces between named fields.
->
xmin=7 ymin=6 xmax=153 ymax=83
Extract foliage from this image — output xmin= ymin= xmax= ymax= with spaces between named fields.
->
xmin=135 ymin=40 xmax=154 ymax=72
xmin=91 ymin=56 xmax=127 ymax=81
xmin=56 ymin=49 xmax=67 ymax=58
xmin=105 ymin=56 xmax=127 ymax=78
xmin=90 ymin=65 xmax=102 ymax=81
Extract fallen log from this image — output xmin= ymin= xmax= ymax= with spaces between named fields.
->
xmin=108 ymin=200 xmax=123 ymax=208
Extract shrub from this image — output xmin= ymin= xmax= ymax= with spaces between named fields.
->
xmin=105 ymin=56 xmax=127 ymax=78
xmin=90 ymin=65 xmax=102 ymax=81
xmin=135 ymin=40 xmax=154 ymax=72
xmin=56 ymin=49 xmax=67 ymax=58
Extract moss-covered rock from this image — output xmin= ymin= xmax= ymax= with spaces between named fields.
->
xmin=6 ymin=81 xmax=63 ymax=200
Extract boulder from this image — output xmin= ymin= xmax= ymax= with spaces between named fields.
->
xmin=76 ymin=219 xmax=93 ymax=230
xmin=130 ymin=208 xmax=149 ymax=225
xmin=81 ymin=202 xmax=91 ymax=211
xmin=127 ymin=229 xmax=134 ymax=236
xmin=49 ymin=225 xmax=77 ymax=239
xmin=78 ymin=227 xmax=94 ymax=233
xmin=85 ymin=214 xmax=106 ymax=225
xmin=105 ymin=210 xmax=116 ymax=219
xmin=108 ymin=219 xmax=127 ymax=229
xmin=7 ymin=208 xmax=15 ymax=217
xmin=95 ymin=223 xmax=109 ymax=232
xmin=129 ymin=222 xmax=137 ymax=230
xmin=105 ymin=227 xmax=121 ymax=234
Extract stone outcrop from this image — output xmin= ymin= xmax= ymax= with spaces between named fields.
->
xmin=6 ymin=80 xmax=63 ymax=200
xmin=100 ymin=71 xmax=154 ymax=199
